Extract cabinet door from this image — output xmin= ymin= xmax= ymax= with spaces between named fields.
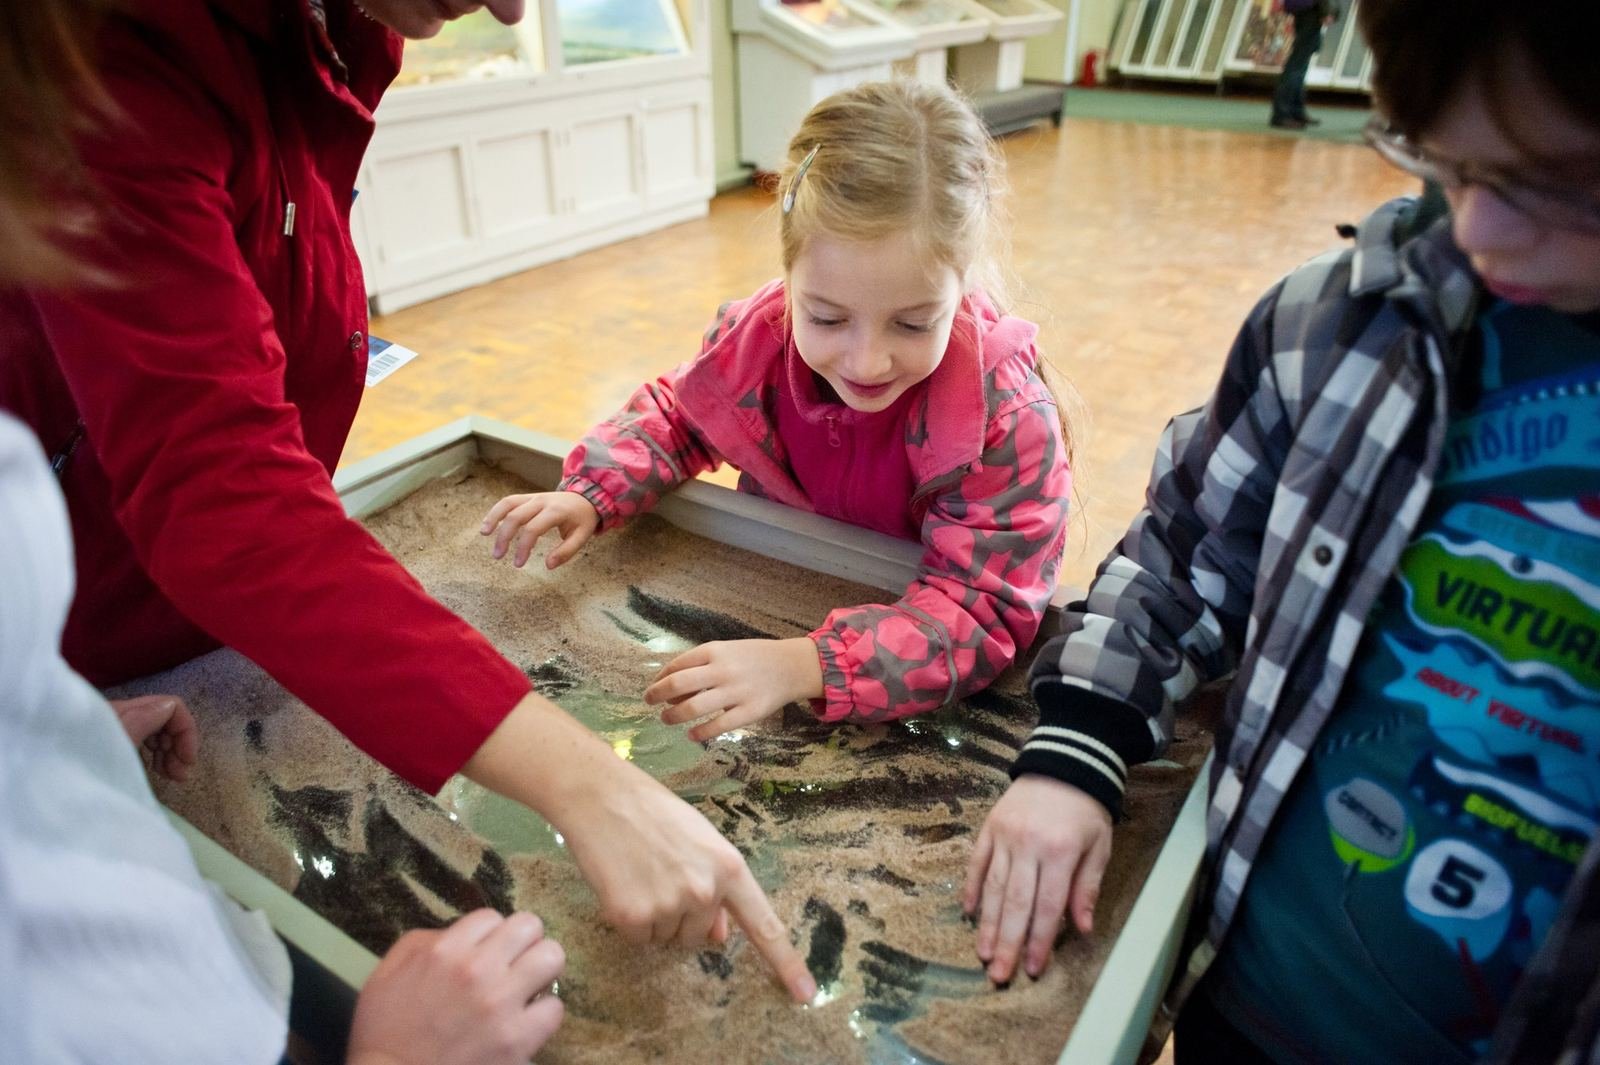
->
xmin=473 ymin=118 xmax=568 ymax=260
xmin=1175 ymin=0 xmax=1219 ymax=73
xmin=361 ymin=137 xmax=480 ymax=290
xmin=1147 ymin=0 xmax=1189 ymax=70
xmin=1122 ymin=0 xmax=1163 ymax=69
xmin=1307 ymin=7 xmax=1351 ymax=86
xmin=640 ymin=82 xmax=713 ymax=210
xmin=563 ymin=99 xmax=647 ymax=228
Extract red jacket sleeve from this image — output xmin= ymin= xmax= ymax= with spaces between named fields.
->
xmin=556 ymin=300 xmax=745 ymax=527
xmin=31 ymin=34 xmax=529 ymax=792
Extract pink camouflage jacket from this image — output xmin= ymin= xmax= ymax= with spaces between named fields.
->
xmin=558 ymin=279 xmax=1071 ymax=723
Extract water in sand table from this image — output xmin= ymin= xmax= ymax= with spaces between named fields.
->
xmin=112 ymin=464 xmax=1212 ymax=1064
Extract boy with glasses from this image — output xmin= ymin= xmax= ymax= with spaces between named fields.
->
xmin=964 ymin=1 xmax=1600 ymax=1061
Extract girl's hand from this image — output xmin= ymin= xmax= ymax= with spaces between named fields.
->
xmin=347 ymin=908 xmax=565 ymax=1065
xmin=962 ymin=774 xmax=1113 ymax=984
xmin=108 ymin=695 xmax=199 ymax=783
xmin=645 ymin=637 xmax=823 ymax=742
xmin=479 ymin=491 xmax=599 ymax=570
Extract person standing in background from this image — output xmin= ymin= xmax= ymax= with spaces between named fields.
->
xmin=1269 ymin=0 xmax=1339 ymax=130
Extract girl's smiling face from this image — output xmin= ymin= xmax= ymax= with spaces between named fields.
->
xmin=788 ymin=230 xmax=964 ymax=413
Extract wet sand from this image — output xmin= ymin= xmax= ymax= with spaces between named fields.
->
xmin=113 ymin=464 xmax=1212 ymax=1064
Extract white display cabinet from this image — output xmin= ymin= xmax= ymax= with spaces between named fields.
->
xmin=350 ymin=0 xmax=716 ymax=314
xmin=1110 ymin=0 xmax=1370 ymax=92
xmin=949 ymin=0 xmax=1063 ymax=95
xmin=732 ymin=0 xmax=917 ymax=172
xmin=861 ymin=0 xmax=992 ymax=85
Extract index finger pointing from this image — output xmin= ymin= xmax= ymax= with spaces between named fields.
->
xmin=724 ymin=870 xmax=816 ymax=1003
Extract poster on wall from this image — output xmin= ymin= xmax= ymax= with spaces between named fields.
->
xmin=1229 ymin=0 xmax=1293 ymax=69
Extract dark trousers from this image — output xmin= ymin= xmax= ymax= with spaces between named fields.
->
xmin=1173 ymin=985 xmax=1280 ymax=1065
xmin=1271 ymin=9 xmax=1324 ymax=121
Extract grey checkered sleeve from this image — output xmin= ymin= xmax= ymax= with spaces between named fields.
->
xmin=1015 ymin=285 xmax=1296 ymax=818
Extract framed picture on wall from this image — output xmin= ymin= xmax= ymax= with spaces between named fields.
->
xmin=1226 ymin=0 xmax=1292 ymax=70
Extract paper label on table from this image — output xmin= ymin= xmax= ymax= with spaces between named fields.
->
xmin=365 ymin=336 xmax=419 ymax=387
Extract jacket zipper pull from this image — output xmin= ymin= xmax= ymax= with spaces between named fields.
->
xmin=283 ymin=201 xmax=297 ymax=237
xmin=826 ymin=413 xmax=841 ymax=448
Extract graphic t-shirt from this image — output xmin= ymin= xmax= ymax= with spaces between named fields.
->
xmin=1207 ymin=302 xmax=1600 ymax=1063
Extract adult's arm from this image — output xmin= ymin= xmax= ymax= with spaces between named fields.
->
xmin=30 ymin=27 xmax=527 ymax=792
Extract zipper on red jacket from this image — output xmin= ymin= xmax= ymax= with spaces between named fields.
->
xmin=825 ymin=413 xmax=841 ymax=448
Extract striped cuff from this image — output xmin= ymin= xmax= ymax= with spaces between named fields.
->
xmin=1012 ymin=684 xmax=1155 ymax=820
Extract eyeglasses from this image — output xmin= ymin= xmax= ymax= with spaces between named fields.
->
xmin=1363 ymin=116 xmax=1600 ymax=236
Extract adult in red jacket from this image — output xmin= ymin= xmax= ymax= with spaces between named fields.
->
xmin=0 ymin=0 xmax=811 ymax=1002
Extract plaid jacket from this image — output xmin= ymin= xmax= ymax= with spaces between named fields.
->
xmin=1016 ymin=198 xmax=1600 ymax=1062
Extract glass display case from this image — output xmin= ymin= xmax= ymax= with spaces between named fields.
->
xmin=557 ymin=0 xmax=690 ymax=65
xmin=865 ymin=0 xmax=989 ymax=83
xmin=783 ymin=0 xmax=883 ymax=31
xmin=965 ymin=0 xmax=1060 ymax=37
xmin=392 ymin=9 xmax=545 ymax=88
xmin=869 ymin=0 xmax=983 ymax=27
xmin=1113 ymin=0 xmax=1235 ymax=82
xmin=734 ymin=0 xmax=913 ymax=62
xmin=732 ymin=0 xmax=916 ymax=170
xmin=948 ymin=0 xmax=1060 ymax=96
xmin=355 ymin=0 xmax=715 ymax=313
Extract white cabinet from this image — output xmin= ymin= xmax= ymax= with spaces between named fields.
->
xmin=732 ymin=0 xmax=917 ymax=172
xmin=641 ymin=83 xmax=714 ymax=208
xmin=354 ymin=0 xmax=715 ymax=313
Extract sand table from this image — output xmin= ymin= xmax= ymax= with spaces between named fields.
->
xmin=113 ymin=464 xmax=1212 ymax=1064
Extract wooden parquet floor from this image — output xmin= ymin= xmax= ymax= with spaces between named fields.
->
xmin=354 ymin=115 xmax=1415 ymax=594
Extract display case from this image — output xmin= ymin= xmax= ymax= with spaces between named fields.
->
xmin=1111 ymin=0 xmax=1371 ymax=92
xmin=349 ymin=0 xmax=715 ymax=313
xmin=863 ymin=0 xmax=991 ymax=84
xmin=949 ymin=0 xmax=1063 ymax=96
xmin=1110 ymin=0 xmax=1234 ymax=83
xmin=392 ymin=9 xmax=546 ymax=86
xmin=556 ymin=0 xmax=691 ymax=65
xmin=144 ymin=415 xmax=1213 ymax=1065
xmin=731 ymin=0 xmax=917 ymax=171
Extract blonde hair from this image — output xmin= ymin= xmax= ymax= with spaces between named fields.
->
xmin=775 ymin=79 xmax=1080 ymax=472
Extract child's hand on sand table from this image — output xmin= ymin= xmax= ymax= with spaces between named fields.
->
xmin=963 ymin=774 xmax=1113 ymax=984
xmin=645 ymin=637 xmax=824 ymax=741
xmin=479 ymin=491 xmax=599 ymax=570
xmin=109 ymin=694 xmax=200 ymax=783
xmin=347 ymin=908 xmax=565 ymax=1065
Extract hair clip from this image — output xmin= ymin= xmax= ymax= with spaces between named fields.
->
xmin=782 ymin=145 xmax=821 ymax=215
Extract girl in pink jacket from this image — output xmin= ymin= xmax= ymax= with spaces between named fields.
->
xmin=482 ymin=80 xmax=1074 ymax=739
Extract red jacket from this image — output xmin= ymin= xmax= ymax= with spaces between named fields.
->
xmin=560 ymin=281 xmax=1071 ymax=722
xmin=0 ymin=0 xmax=529 ymax=792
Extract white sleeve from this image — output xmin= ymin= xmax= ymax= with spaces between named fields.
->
xmin=0 ymin=413 xmax=290 ymax=1065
